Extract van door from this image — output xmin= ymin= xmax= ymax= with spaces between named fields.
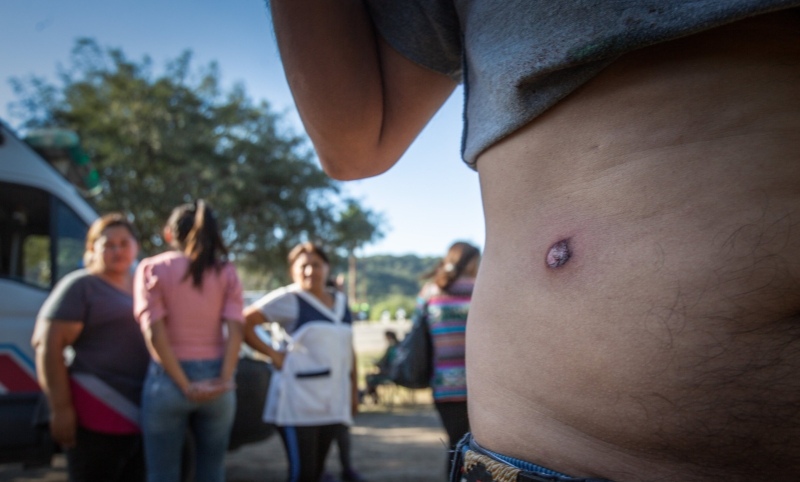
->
xmin=0 ymin=180 xmax=88 ymax=465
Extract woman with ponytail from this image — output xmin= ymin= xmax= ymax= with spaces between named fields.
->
xmin=133 ymin=200 xmax=244 ymax=482
xmin=418 ymin=241 xmax=480 ymax=477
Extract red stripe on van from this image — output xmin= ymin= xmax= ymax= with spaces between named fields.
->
xmin=69 ymin=379 xmax=140 ymax=434
xmin=0 ymin=355 xmax=40 ymax=392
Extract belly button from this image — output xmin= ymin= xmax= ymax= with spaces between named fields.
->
xmin=546 ymin=239 xmax=571 ymax=269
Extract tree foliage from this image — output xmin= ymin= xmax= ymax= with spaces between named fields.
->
xmin=332 ymin=199 xmax=385 ymax=255
xmin=9 ymin=38 xmax=385 ymax=281
xmin=341 ymin=254 xmax=437 ymax=320
xmin=354 ymin=254 xmax=438 ymax=300
xmin=369 ymin=294 xmax=416 ymax=322
xmin=331 ymin=198 xmax=386 ymax=302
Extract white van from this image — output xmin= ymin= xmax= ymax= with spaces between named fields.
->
xmin=0 ymin=119 xmax=97 ymax=465
xmin=0 ymin=119 xmax=274 ymax=468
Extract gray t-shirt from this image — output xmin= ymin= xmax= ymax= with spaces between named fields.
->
xmin=365 ymin=0 xmax=799 ymax=168
xmin=38 ymin=269 xmax=149 ymax=409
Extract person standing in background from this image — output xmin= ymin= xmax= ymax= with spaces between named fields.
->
xmin=418 ymin=242 xmax=480 ymax=478
xmin=323 ymin=275 xmax=367 ymax=482
xmin=33 ymin=213 xmax=148 ymax=482
xmin=134 ymin=200 xmax=244 ymax=482
xmin=243 ymin=242 xmax=358 ymax=482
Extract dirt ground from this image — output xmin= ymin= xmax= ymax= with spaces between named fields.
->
xmin=0 ymin=395 xmax=451 ymax=482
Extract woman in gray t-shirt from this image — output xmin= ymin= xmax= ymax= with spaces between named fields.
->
xmin=32 ymin=213 xmax=149 ymax=482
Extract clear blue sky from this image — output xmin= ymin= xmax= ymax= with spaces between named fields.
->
xmin=0 ymin=0 xmax=485 ymax=257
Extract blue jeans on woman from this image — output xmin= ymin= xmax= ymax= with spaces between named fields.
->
xmin=141 ymin=360 xmax=235 ymax=482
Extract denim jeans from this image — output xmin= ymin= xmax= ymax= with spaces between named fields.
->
xmin=450 ymin=433 xmax=614 ymax=482
xmin=141 ymin=360 xmax=235 ymax=482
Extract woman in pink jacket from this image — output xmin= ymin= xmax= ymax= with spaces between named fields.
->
xmin=133 ymin=200 xmax=244 ymax=482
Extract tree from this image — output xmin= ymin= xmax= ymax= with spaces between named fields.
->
xmin=9 ymin=38 xmax=383 ymax=282
xmin=332 ymin=199 xmax=386 ymax=304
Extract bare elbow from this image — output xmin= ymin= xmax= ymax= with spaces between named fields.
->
xmin=318 ymin=152 xmax=395 ymax=181
xmin=322 ymin=164 xmax=380 ymax=181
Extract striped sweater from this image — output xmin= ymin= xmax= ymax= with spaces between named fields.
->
xmin=419 ymin=278 xmax=475 ymax=402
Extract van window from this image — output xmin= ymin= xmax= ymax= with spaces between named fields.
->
xmin=54 ymin=199 xmax=87 ymax=283
xmin=0 ymin=182 xmax=88 ymax=289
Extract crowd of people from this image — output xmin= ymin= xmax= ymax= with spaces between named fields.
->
xmin=34 ymin=202 xmax=248 ymax=482
xmin=33 ymin=199 xmax=475 ymax=482
xmin=32 ymin=2 xmax=800 ymax=482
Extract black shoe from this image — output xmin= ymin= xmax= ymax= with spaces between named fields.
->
xmin=342 ymin=469 xmax=366 ymax=482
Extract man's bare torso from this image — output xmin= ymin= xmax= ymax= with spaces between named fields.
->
xmin=469 ymin=11 xmax=800 ymax=481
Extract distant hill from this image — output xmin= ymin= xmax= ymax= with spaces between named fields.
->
xmin=241 ymin=253 xmax=440 ymax=317
xmin=339 ymin=253 xmax=438 ymax=320
xmin=348 ymin=254 xmax=439 ymax=302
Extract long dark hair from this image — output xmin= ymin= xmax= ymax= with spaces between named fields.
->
xmin=422 ymin=241 xmax=481 ymax=293
xmin=166 ymin=199 xmax=228 ymax=288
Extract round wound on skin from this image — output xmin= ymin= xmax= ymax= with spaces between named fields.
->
xmin=546 ymin=239 xmax=571 ymax=268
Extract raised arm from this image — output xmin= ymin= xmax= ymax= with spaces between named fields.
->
xmin=269 ymin=0 xmax=457 ymax=180
xmin=243 ymin=307 xmax=285 ymax=369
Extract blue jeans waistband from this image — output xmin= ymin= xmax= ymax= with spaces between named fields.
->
xmin=450 ymin=433 xmax=614 ymax=482
xmin=147 ymin=358 xmax=223 ymax=381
